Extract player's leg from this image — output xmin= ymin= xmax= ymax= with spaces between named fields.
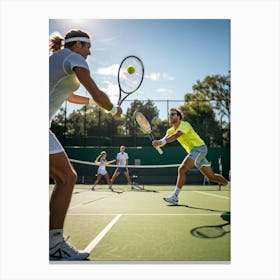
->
xmin=104 ymin=173 xmax=114 ymax=191
xmin=124 ymin=170 xmax=132 ymax=185
xmin=176 ymin=156 xmax=195 ymax=189
xmin=164 ymin=156 xmax=194 ymax=205
xmin=49 ymin=151 xmax=77 ymax=230
xmin=49 ymin=151 xmax=89 ymax=260
xmin=92 ymin=174 xmax=102 ymax=191
xmin=110 ymin=169 xmax=120 ymax=184
xmin=200 ymin=165 xmax=229 ymax=186
xmin=49 ymin=130 xmax=88 ymax=260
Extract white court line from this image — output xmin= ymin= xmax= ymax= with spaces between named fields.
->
xmin=194 ymin=191 xmax=230 ymax=199
xmin=68 ymin=203 xmax=83 ymax=210
xmin=84 ymin=214 xmax=121 ymax=253
xmin=69 ymin=213 xmax=225 ymax=216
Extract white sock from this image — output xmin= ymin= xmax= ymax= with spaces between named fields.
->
xmin=174 ymin=187 xmax=181 ymax=196
xmin=49 ymin=229 xmax=63 ymax=248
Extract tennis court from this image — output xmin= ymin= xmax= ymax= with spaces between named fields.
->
xmin=49 ymin=184 xmax=230 ymax=262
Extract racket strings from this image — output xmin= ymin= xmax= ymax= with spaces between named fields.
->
xmin=135 ymin=115 xmax=152 ymax=133
xmin=119 ymin=57 xmax=144 ymax=93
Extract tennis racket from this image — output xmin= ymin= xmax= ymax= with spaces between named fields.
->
xmin=134 ymin=111 xmax=163 ymax=155
xmin=117 ymin=55 xmax=144 ymax=106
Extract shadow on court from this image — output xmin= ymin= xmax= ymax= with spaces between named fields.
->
xmin=168 ymin=203 xmax=229 ymax=213
xmin=190 ymin=212 xmax=231 ymax=239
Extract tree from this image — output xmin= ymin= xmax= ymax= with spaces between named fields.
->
xmin=191 ymin=72 xmax=230 ymax=120
xmin=66 ymin=105 xmax=122 ymax=138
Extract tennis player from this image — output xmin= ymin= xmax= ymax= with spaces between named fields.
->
xmin=91 ymin=151 xmax=116 ymax=191
xmin=152 ymin=107 xmax=230 ymax=205
xmin=111 ymin=146 xmax=132 ymax=186
xmin=49 ymin=29 xmax=122 ymax=260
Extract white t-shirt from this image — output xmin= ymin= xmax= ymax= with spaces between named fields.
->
xmin=116 ymin=152 xmax=129 ymax=166
xmin=49 ymin=48 xmax=89 ymax=123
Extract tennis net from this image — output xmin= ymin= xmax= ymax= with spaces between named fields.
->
xmin=70 ymin=158 xmax=207 ymax=187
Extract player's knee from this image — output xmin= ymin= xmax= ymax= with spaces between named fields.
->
xmin=178 ymin=164 xmax=188 ymax=174
xmin=55 ymin=169 xmax=77 ymax=186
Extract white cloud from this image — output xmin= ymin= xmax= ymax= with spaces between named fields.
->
xmin=145 ymin=73 xmax=161 ymax=81
xmin=156 ymin=88 xmax=174 ymax=93
xmin=145 ymin=72 xmax=174 ymax=81
xmin=95 ymin=64 xmax=119 ymax=76
xmin=100 ymin=82 xmax=119 ymax=104
xmin=162 ymin=72 xmax=175 ymax=81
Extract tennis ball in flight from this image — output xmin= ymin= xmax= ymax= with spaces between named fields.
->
xmin=127 ymin=65 xmax=135 ymax=74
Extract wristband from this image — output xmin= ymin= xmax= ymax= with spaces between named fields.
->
xmin=160 ymin=138 xmax=166 ymax=145
xmin=88 ymin=98 xmax=95 ymax=105
xmin=108 ymin=104 xmax=118 ymax=115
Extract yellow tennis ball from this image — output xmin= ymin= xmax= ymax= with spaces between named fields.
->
xmin=127 ymin=65 xmax=135 ymax=74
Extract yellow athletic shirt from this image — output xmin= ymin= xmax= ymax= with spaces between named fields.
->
xmin=166 ymin=121 xmax=205 ymax=153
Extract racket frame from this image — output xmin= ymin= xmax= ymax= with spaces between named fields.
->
xmin=117 ymin=55 xmax=144 ymax=106
xmin=134 ymin=111 xmax=163 ymax=154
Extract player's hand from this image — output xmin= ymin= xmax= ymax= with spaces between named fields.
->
xmin=152 ymin=140 xmax=161 ymax=148
xmin=113 ymin=106 xmax=123 ymax=118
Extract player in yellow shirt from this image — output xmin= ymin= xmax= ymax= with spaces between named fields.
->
xmin=152 ymin=107 xmax=229 ymax=205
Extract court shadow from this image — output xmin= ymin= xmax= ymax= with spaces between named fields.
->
xmin=111 ymin=189 xmax=123 ymax=194
xmin=168 ymin=203 xmax=228 ymax=213
xmin=132 ymin=188 xmax=159 ymax=193
xmin=190 ymin=212 xmax=231 ymax=239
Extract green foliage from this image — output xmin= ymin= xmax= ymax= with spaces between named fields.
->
xmin=191 ymin=72 xmax=230 ymax=119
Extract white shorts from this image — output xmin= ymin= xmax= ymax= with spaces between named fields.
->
xmin=49 ymin=130 xmax=64 ymax=154
xmin=97 ymin=167 xmax=107 ymax=175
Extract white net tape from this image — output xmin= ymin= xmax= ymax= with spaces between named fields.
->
xmin=70 ymin=158 xmax=180 ymax=168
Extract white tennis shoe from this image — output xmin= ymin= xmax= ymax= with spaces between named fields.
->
xmin=163 ymin=193 xmax=178 ymax=205
xmin=49 ymin=237 xmax=89 ymax=261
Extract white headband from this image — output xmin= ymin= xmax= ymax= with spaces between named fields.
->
xmin=64 ymin=37 xmax=91 ymax=44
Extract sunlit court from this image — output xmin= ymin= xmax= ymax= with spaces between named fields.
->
xmin=48 ymin=19 xmax=231 ymax=263
xmin=49 ymin=183 xmax=230 ymax=262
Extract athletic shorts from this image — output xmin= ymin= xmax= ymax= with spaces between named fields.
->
xmin=49 ymin=130 xmax=64 ymax=154
xmin=97 ymin=168 xmax=107 ymax=175
xmin=115 ymin=167 xmax=129 ymax=174
xmin=187 ymin=145 xmax=210 ymax=169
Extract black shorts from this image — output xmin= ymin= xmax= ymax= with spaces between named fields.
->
xmin=115 ymin=167 xmax=129 ymax=174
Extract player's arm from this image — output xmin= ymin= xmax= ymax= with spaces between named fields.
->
xmin=106 ymin=159 xmax=116 ymax=165
xmin=94 ymin=155 xmax=101 ymax=163
xmin=152 ymin=131 xmax=183 ymax=147
xmin=73 ymin=66 xmax=122 ymax=117
xmin=67 ymin=93 xmax=94 ymax=105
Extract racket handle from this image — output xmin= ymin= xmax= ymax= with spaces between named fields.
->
xmin=155 ymin=146 xmax=163 ymax=154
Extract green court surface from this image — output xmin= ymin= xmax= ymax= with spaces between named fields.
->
xmin=50 ymin=185 xmax=230 ymax=262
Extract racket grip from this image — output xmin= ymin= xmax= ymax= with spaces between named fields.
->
xmin=155 ymin=146 xmax=163 ymax=154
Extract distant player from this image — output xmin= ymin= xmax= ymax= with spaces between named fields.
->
xmin=91 ymin=151 xmax=116 ymax=191
xmin=111 ymin=146 xmax=132 ymax=186
xmin=152 ymin=107 xmax=230 ymax=205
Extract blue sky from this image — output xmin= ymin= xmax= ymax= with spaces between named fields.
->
xmin=49 ymin=19 xmax=230 ymax=119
